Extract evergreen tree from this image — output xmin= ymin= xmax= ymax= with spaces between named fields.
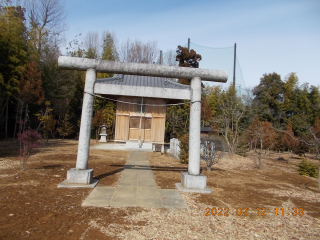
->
xmin=175 ymin=45 xmax=202 ymax=85
xmin=99 ymin=31 xmax=119 ymax=78
xmin=252 ymin=72 xmax=284 ymax=124
xmin=281 ymin=72 xmax=298 ymax=116
xmin=102 ymin=31 xmax=118 ymax=61
xmin=0 ymin=5 xmax=28 ymax=137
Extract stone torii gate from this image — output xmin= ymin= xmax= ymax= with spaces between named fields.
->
xmin=57 ymin=56 xmax=227 ymax=192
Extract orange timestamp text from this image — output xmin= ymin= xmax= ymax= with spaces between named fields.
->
xmin=205 ymin=208 xmax=304 ymax=216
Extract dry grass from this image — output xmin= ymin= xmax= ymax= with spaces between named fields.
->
xmin=0 ymin=140 xmax=319 ymax=239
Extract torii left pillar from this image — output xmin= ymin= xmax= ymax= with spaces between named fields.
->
xmin=58 ymin=68 xmax=99 ymax=188
xmin=57 ymin=56 xmax=227 ymax=189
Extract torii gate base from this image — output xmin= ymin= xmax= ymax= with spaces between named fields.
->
xmin=57 ymin=57 xmax=227 ymax=192
xmin=175 ymin=173 xmax=212 ymax=193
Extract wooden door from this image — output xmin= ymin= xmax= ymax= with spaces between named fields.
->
xmin=129 ymin=117 xmax=152 ymax=141
xmin=115 ymin=115 xmax=129 ymax=141
xmin=151 ymin=117 xmax=165 ymax=142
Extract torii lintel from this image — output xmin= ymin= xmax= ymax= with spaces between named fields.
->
xmin=58 ymin=56 xmax=228 ymax=83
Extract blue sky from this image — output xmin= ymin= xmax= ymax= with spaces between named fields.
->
xmin=63 ymin=0 xmax=320 ymax=89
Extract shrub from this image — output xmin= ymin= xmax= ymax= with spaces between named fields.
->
xmin=297 ymin=159 xmax=318 ymax=178
xmin=17 ymin=129 xmax=42 ymax=170
xmin=200 ymin=135 xmax=226 ymax=171
xmin=179 ymin=133 xmax=189 ymax=164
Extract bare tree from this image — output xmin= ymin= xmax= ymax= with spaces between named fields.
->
xmin=247 ymin=117 xmax=276 ymax=169
xmin=200 ymin=136 xmax=226 ymax=171
xmin=83 ymin=31 xmax=100 ymax=58
xmin=214 ymin=86 xmax=245 ymax=154
xmin=118 ymin=38 xmax=159 ymax=64
xmin=309 ymin=125 xmax=320 ymax=192
xmin=276 ymin=124 xmax=320 ymax=192
xmin=27 ymin=0 xmax=67 ymax=61
xmin=163 ymin=49 xmax=178 ymax=66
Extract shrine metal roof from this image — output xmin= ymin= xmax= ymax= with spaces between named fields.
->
xmin=96 ymin=74 xmax=191 ymax=90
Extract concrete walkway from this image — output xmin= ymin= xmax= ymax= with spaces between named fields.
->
xmin=90 ymin=142 xmax=153 ymax=151
xmin=82 ymin=151 xmax=189 ymax=209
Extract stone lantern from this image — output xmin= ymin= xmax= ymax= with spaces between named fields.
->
xmin=99 ymin=123 xmax=108 ymax=142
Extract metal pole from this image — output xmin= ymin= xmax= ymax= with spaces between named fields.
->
xmin=233 ymin=43 xmax=236 ymax=88
xmin=188 ymin=38 xmax=190 ymax=51
xmin=160 ymin=50 xmax=162 ymax=65
xmin=138 ymin=97 xmax=143 ymax=148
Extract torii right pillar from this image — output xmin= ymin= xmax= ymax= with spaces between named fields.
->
xmin=176 ymin=76 xmax=212 ymax=193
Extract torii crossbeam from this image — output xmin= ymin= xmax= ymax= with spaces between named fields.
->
xmin=57 ymin=56 xmax=227 ymax=192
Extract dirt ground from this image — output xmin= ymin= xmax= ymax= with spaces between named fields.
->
xmin=0 ymin=139 xmax=319 ymax=239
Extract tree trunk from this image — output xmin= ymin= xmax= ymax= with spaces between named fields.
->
xmin=23 ymin=104 xmax=28 ymax=132
xmin=259 ymin=138 xmax=262 ymax=169
xmin=13 ymin=103 xmax=19 ymax=139
xmin=0 ymin=96 xmax=8 ymax=121
xmin=318 ymin=160 xmax=320 ymax=192
xmin=5 ymin=96 xmax=9 ymax=138
xmin=207 ymin=166 xmax=211 ymax=172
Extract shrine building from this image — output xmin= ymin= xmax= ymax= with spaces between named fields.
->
xmin=94 ymin=74 xmax=191 ymax=150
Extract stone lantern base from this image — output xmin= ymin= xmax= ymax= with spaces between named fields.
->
xmin=99 ymin=133 xmax=107 ymax=142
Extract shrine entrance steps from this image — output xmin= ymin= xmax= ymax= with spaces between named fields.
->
xmin=82 ymin=151 xmax=189 ymax=209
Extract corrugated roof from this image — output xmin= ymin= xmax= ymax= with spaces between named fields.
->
xmin=97 ymin=75 xmax=191 ymax=90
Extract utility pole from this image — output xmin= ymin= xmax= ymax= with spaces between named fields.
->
xmin=159 ymin=50 xmax=162 ymax=65
xmin=188 ymin=38 xmax=190 ymax=51
xmin=138 ymin=97 xmax=143 ymax=148
xmin=233 ymin=43 xmax=237 ymax=88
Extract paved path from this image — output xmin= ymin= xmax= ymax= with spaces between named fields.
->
xmin=82 ymin=151 xmax=189 ymax=209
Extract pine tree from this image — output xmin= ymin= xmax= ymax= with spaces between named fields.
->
xmin=175 ymin=45 xmax=202 ymax=85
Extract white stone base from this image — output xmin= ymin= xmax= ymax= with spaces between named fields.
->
xmin=180 ymin=172 xmax=212 ymax=193
xmin=58 ymin=179 xmax=99 ymax=188
xmin=67 ymin=168 xmax=94 ymax=184
xmin=175 ymin=183 xmax=212 ymax=193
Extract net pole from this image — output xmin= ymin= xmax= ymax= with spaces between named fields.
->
xmin=138 ymin=97 xmax=143 ymax=148
xmin=233 ymin=43 xmax=237 ymax=88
